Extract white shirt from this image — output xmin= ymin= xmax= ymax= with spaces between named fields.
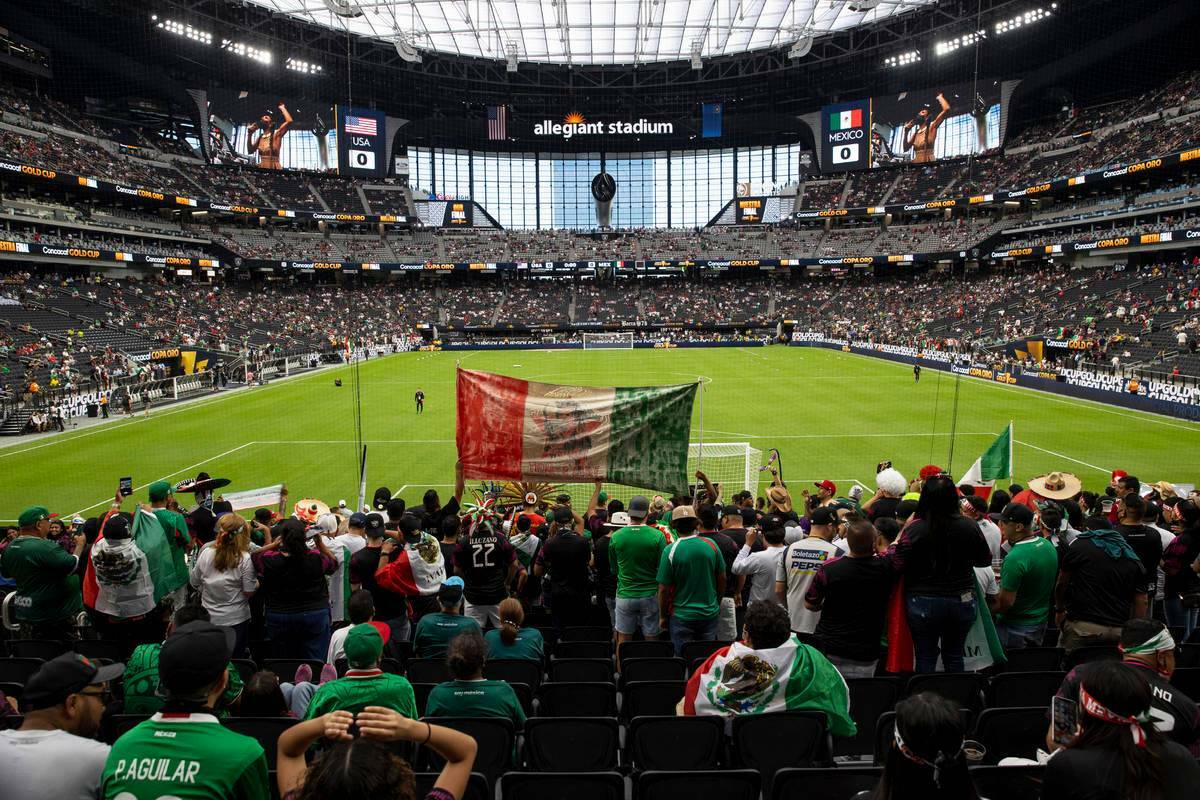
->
xmin=974 ymin=565 xmax=999 ymax=598
xmin=1150 ymin=524 xmax=1176 ymax=600
xmin=731 ymin=544 xmax=787 ymax=605
xmin=776 ymin=536 xmax=842 ymax=633
xmin=325 ymin=533 xmax=367 ymax=622
xmin=976 ymin=517 xmax=1003 ymax=567
xmin=0 ymin=728 xmax=110 ymax=800
xmin=189 ymin=546 xmax=256 ymax=626
xmin=328 ymin=624 xmax=352 ymax=664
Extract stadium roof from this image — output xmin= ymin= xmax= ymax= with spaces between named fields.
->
xmin=247 ymin=0 xmax=937 ymax=65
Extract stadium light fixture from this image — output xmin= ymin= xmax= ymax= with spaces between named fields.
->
xmin=221 ymin=39 xmax=273 ymax=65
xmin=994 ymin=4 xmax=1056 ymax=35
xmin=883 ymin=50 xmax=921 ymax=67
xmin=690 ymin=39 xmax=703 ymax=70
xmin=393 ymin=30 xmax=422 ymax=63
xmin=506 ymin=41 xmax=519 ymax=73
xmin=788 ymin=29 xmax=815 ymax=60
xmin=934 ymin=29 xmax=986 ymax=56
xmin=285 ymin=57 xmax=323 ymax=74
xmin=847 ymin=0 xmax=882 ymax=11
xmin=152 ymin=16 xmax=213 ymax=45
xmin=321 ymin=0 xmax=363 ymax=18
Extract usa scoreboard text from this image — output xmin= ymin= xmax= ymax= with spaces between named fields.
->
xmin=336 ymin=106 xmax=387 ymax=179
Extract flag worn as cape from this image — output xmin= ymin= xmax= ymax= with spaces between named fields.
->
xmin=683 ymin=634 xmax=857 ymax=737
xmin=884 ymin=572 xmax=1007 ymax=672
xmin=374 ymin=532 xmax=447 ymax=597
xmin=83 ymin=507 xmax=179 ymax=609
xmin=960 ymin=423 xmax=1013 ymax=501
xmin=456 ymin=368 xmax=697 ymax=495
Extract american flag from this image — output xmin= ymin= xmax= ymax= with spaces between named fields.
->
xmin=343 ymin=115 xmax=377 ymax=136
xmin=487 ymin=105 xmax=507 ymax=140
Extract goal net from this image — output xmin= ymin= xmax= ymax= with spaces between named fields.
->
xmin=582 ymin=331 xmax=635 ymax=350
xmin=555 ymin=442 xmax=763 ymax=507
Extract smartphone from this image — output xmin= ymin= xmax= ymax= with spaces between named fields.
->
xmin=119 ymin=477 xmax=133 ymax=497
xmin=877 ymin=460 xmax=893 ymax=474
xmin=1051 ymin=695 xmax=1078 ymax=747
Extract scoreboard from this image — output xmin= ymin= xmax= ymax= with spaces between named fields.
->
xmin=336 ymin=106 xmax=387 ymax=179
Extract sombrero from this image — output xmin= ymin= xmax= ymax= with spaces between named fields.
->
xmin=1028 ymin=472 xmax=1083 ymax=501
xmin=293 ymin=498 xmax=331 ymax=523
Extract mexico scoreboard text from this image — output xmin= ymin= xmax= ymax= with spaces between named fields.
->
xmin=821 ymin=99 xmax=872 ymax=173
xmin=335 ymin=106 xmax=387 ymax=179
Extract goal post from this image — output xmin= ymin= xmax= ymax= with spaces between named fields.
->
xmin=582 ymin=331 xmax=635 ymax=350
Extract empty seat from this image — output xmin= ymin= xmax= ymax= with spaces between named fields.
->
xmin=523 ymin=717 xmax=620 ymax=772
xmin=628 ymin=715 xmax=725 ymax=771
xmin=549 ymin=658 xmax=613 ymax=683
xmin=621 ymin=657 xmax=686 ymax=684
xmin=0 ymin=657 xmax=44 ymax=685
xmin=1169 ymin=667 xmax=1200 ymax=699
xmin=535 ymin=682 xmax=617 ymax=718
xmin=906 ymin=673 xmax=987 ymax=714
xmin=501 ymin=771 xmax=624 ymax=800
xmin=554 ymin=641 xmax=612 ymax=660
xmin=771 ymin=767 xmax=883 ymax=800
xmin=1065 ymin=645 xmax=1121 ymax=669
xmin=223 ymin=717 xmax=298 ymax=769
xmin=1177 ymin=644 xmax=1200 ymax=668
xmin=414 ymin=772 xmax=490 ymax=800
xmin=484 ymin=659 xmax=543 ymax=690
xmin=836 ymin=677 xmax=901 ymax=758
xmin=6 ymin=640 xmax=67 ymax=660
xmin=73 ymin=639 xmax=134 ymax=663
xmin=969 ymin=765 xmax=1045 ymax=800
xmin=411 ymin=682 xmax=436 ymax=716
xmin=420 ymin=717 xmax=514 ymax=784
xmin=989 ymin=671 xmax=1065 ymax=709
xmin=731 ymin=711 xmax=830 ymax=792
xmin=561 ymin=626 xmax=613 ymax=643
xmin=679 ymin=640 xmax=731 ymax=665
xmin=622 ymin=680 xmax=685 ymax=720
xmin=636 ymin=769 xmax=760 ymax=800
xmin=617 ymin=640 xmax=674 ymax=666
xmin=1004 ymin=647 xmax=1064 ymax=672
xmin=406 ymin=658 xmax=452 ymax=684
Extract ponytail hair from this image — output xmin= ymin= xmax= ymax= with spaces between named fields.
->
xmin=497 ymin=598 xmax=524 ymax=646
xmin=212 ymin=514 xmax=251 ymax=572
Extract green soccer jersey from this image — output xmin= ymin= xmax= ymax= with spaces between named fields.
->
xmin=0 ymin=536 xmax=82 ymax=624
xmin=122 ymin=643 xmax=243 ymax=717
xmin=610 ymin=525 xmax=668 ymax=598
xmin=152 ymin=507 xmax=192 ymax=592
xmin=425 ymin=679 xmax=526 ymax=729
xmin=100 ymin=712 xmax=269 ymax=800
xmin=998 ymin=536 xmax=1060 ymax=627
xmin=656 ymin=535 xmax=722 ymax=621
xmin=413 ymin=612 xmax=482 ymax=659
xmin=484 ymin=627 xmax=544 ymax=663
xmin=303 ymin=670 xmax=418 ymax=720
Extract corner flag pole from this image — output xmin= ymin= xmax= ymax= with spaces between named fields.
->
xmin=357 ymin=445 xmax=368 ymax=512
xmin=1009 ymin=420 xmax=1014 ymax=483
xmin=693 ymin=377 xmax=705 ymax=506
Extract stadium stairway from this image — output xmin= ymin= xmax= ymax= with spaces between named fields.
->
xmin=0 ymin=409 xmax=33 ymax=436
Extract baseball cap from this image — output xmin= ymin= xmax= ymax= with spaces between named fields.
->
xmin=810 ymin=506 xmax=837 ymax=525
xmin=101 ymin=513 xmax=132 ymax=540
xmin=22 ymin=652 xmax=124 ymax=710
xmin=671 ymin=505 xmax=699 ymax=523
xmin=158 ymin=621 xmax=235 ymax=697
xmin=254 ymin=508 xmax=277 ymax=526
xmin=814 ymin=480 xmax=837 ymax=495
xmin=439 ymin=576 xmax=465 ymax=606
xmin=312 ymin=513 xmax=338 ymax=535
xmin=760 ymin=512 xmax=786 ymax=531
xmin=349 ymin=512 xmax=368 ymax=528
xmin=373 ymin=487 xmax=393 ymax=511
xmin=721 ymin=504 xmax=745 ymax=520
xmin=553 ymin=506 xmax=574 ymax=525
xmin=148 ymin=480 xmax=173 ymax=503
xmin=18 ymin=506 xmax=50 ymax=527
xmin=999 ymin=503 xmax=1034 ymax=526
xmin=628 ymin=495 xmax=650 ymax=518
xmin=343 ymin=623 xmax=385 ymax=668
xmin=363 ymin=512 xmax=386 ymax=538
xmin=605 ymin=511 xmax=633 ymax=528
xmin=399 ymin=513 xmax=423 ymax=542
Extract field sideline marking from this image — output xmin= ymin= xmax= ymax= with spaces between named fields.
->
xmin=1015 ymin=439 xmax=1111 ymax=475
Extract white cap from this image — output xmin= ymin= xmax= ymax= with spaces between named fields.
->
xmin=313 ymin=513 xmax=338 ymax=535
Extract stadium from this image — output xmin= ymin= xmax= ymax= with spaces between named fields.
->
xmin=1 ymin=0 xmax=1200 ymax=797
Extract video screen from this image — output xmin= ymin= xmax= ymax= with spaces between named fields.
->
xmin=205 ymin=89 xmax=336 ymax=172
xmin=870 ymin=79 xmax=1012 ymax=167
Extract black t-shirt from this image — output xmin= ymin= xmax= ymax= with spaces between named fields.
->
xmin=422 ymin=497 xmax=461 ymax=535
xmin=1053 ymin=661 xmax=1199 ymax=749
xmin=1042 ymin=740 xmax=1200 ymax=800
xmin=253 ymin=551 xmax=334 ymax=613
xmin=453 ymin=528 xmax=516 ymax=605
xmin=1061 ymin=538 xmax=1147 ymax=626
xmin=892 ymin=515 xmax=992 ymax=596
xmin=439 ymin=541 xmax=457 ymax=571
xmin=1115 ymin=523 xmax=1165 ymax=594
xmin=701 ymin=530 xmax=740 ymax=599
xmin=722 ymin=526 xmax=762 ymax=552
xmin=350 ymin=544 xmax=407 ymax=621
xmin=537 ymin=532 xmax=592 ymax=597
xmin=867 ymin=496 xmax=901 ymax=521
xmin=592 ymin=534 xmax=617 ymax=598
xmin=808 ymin=554 xmax=895 ymax=661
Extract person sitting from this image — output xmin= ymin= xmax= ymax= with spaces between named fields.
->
xmin=301 ymin=623 xmax=417 ymax=721
xmin=1042 ymin=660 xmax=1200 ymax=800
xmin=681 ymin=600 xmax=855 ymax=739
xmin=121 ymin=604 xmax=243 ymax=717
xmin=239 ymin=671 xmax=292 ymax=718
xmin=483 ymin=597 xmax=545 ymax=662
xmin=869 ymin=692 xmax=980 ymax=800
xmin=413 ymin=576 xmax=482 ymax=659
xmin=276 ymin=707 xmax=476 ymax=800
xmin=425 ymin=631 xmax=526 ymax=731
xmin=100 ymin=621 xmax=270 ymax=800
xmin=327 ymin=589 xmax=376 ymax=664
xmin=0 ymin=652 xmax=121 ymax=800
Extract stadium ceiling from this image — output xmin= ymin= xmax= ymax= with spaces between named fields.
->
xmin=245 ymin=0 xmax=939 ymax=65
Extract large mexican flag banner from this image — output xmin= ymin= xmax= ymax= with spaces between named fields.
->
xmin=456 ymin=368 xmax=697 ymax=495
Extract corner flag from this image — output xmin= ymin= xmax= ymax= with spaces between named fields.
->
xmin=960 ymin=423 xmax=1013 ymax=501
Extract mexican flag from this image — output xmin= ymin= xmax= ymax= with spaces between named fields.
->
xmin=456 ymin=368 xmax=698 ymax=495
xmin=683 ymin=634 xmax=857 ymax=737
xmin=83 ymin=507 xmax=180 ymax=610
xmin=960 ymin=423 xmax=1013 ymax=501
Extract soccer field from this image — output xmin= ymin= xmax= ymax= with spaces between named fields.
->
xmin=3 ymin=346 xmax=1199 ymax=522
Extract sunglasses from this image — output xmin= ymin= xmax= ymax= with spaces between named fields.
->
xmin=78 ymin=688 xmax=112 ymax=704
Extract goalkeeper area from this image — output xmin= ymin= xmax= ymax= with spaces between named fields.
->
xmin=2 ymin=345 xmax=1198 ymax=520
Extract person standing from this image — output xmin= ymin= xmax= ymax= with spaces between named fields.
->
xmin=913 ymin=363 xmax=921 ymax=382
xmin=0 ymin=505 xmax=85 ymax=639
xmin=993 ymin=503 xmax=1058 ymax=650
xmin=732 ymin=513 xmax=788 ymax=605
xmin=533 ymin=507 xmax=593 ymax=632
xmin=698 ymin=504 xmax=741 ymax=642
xmin=610 ymin=496 xmax=668 ymax=646
xmin=252 ymin=520 xmax=337 ymax=661
xmin=776 ymin=506 xmax=843 ymax=635
xmin=1055 ymin=517 xmax=1149 ymax=653
xmin=189 ymin=514 xmax=257 ymax=658
xmin=375 ymin=513 xmax=448 ymax=625
xmin=147 ymin=480 xmax=191 ymax=608
xmin=657 ymin=506 xmax=725 ymax=654
xmin=414 ymin=388 xmax=425 ymax=414
xmin=1113 ymin=492 xmax=1165 ymax=604
xmin=454 ymin=517 xmax=523 ymax=630
xmin=349 ymin=513 xmax=411 ymax=647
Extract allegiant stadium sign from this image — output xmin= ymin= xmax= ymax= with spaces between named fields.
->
xmin=534 ymin=114 xmax=674 ymax=140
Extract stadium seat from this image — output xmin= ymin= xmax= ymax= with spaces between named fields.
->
xmin=988 ymin=671 xmax=1065 ymax=708
xmin=835 ymin=677 xmax=901 ymax=758
xmin=500 ymin=771 xmax=624 ymax=800
xmin=232 ymin=659 xmax=259 ymax=684
xmin=620 ymin=657 xmax=687 ymax=684
xmin=419 ymin=717 xmax=515 ymax=784
xmin=627 ymin=715 xmax=725 ymax=771
xmin=972 ymin=707 xmax=1049 ymax=764
xmin=1169 ymin=667 xmax=1200 ymax=698
xmin=73 ymin=639 xmax=133 ymax=663
xmin=223 ymin=717 xmax=297 ymax=769
xmin=522 ymin=717 xmax=620 ymax=771
xmin=510 ymin=682 xmax=535 ymax=718
xmin=561 ymin=626 xmax=613 ymax=643
xmin=1065 ymin=645 xmax=1121 ymax=669
xmin=406 ymin=658 xmax=453 ymax=684
xmin=549 ymin=658 xmax=614 ymax=683
xmin=635 ymin=769 xmax=760 ymax=800
xmin=260 ymin=659 xmax=325 ymax=682
xmin=679 ymin=640 xmax=730 ymax=665
xmin=770 ymin=767 xmax=883 ymax=800
xmin=535 ymin=681 xmax=617 ymax=717
xmin=969 ymin=765 xmax=1045 ymax=800
xmin=617 ymin=640 xmax=674 ymax=667
xmin=0 ymin=657 xmax=44 ymax=685
xmin=1176 ymin=644 xmax=1200 ymax=668
xmin=333 ymin=657 xmax=403 ymax=677
xmin=412 ymin=682 xmax=436 ymax=716
xmin=905 ymin=673 xmax=987 ymax=714
xmin=101 ymin=714 xmax=150 ymax=745
xmin=874 ymin=708 xmax=972 ymax=765
xmin=621 ymin=680 xmax=686 ymax=720
xmin=554 ymin=641 xmax=612 ymax=660
xmin=389 ymin=640 xmax=415 ymax=665
xmin=484 ymin=658 xmax=543 ymax=690
xmin=730 ymin=711 xmax=830 ymax=791
xmin=1003 ymin=647 xmax=1064 ymax=672
xmin=6 ymin=640 xmax=68 ymax=660
xmin=0 ymin=681 xmax=23 ymax=703
xmin=414 ymin=772 xmax=490 ymax=800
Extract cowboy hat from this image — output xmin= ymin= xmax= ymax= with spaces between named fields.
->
xmin=1150 ymin=480 xmax=1178 ymax=499
xmin=766 ymin=484 xmax=792 ymax=513
xmin=1028 ymin=472 xmax=1083 ymax=501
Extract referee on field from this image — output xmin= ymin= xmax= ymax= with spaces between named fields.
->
xmin=415 ymin=388 xmax=425 ymax=414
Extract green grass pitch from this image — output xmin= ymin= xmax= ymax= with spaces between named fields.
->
xmin=3 ymin=346 xmax=1198 ymax=522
